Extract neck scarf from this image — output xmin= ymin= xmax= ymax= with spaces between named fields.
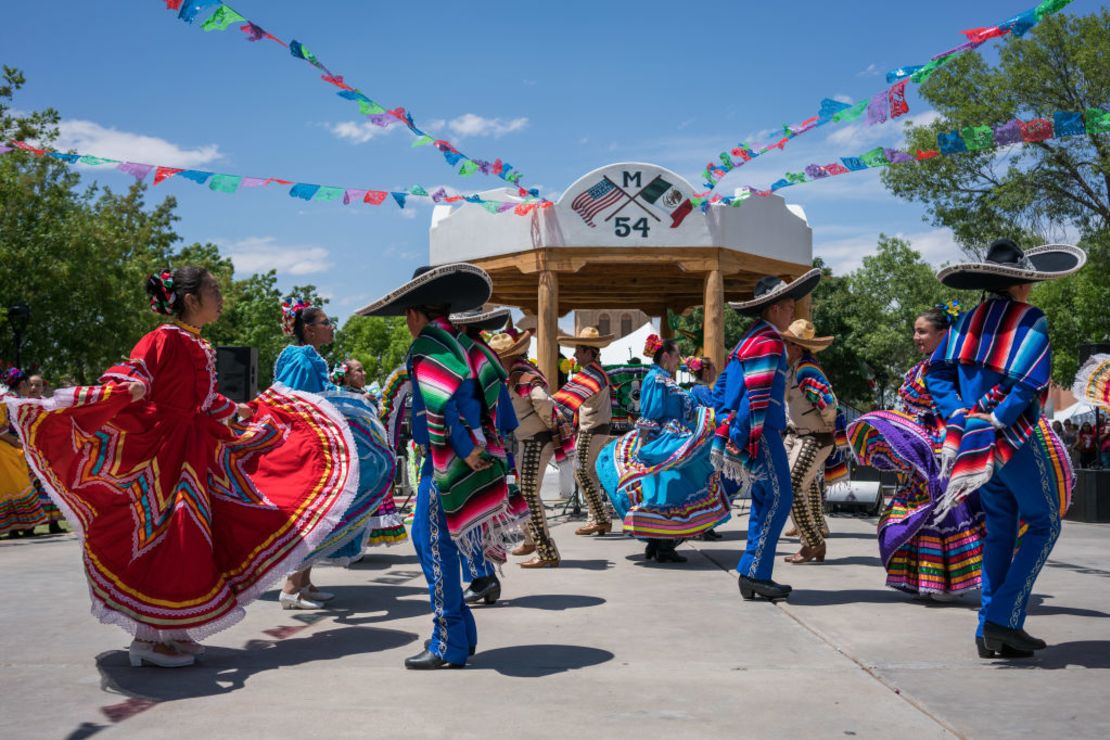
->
xmin=795 ymin=352 xmax=849 ymax=486
xmin=510 ymin=357 xmax=574 ymax=462
xmin=553 ymin=360 xmax=610 ymax=424
xmin=929 ymin=298 xmax=1053 ymax=515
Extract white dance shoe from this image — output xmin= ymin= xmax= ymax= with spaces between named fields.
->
xmin=128 ymin=640 xmax=195 ymax=668
xmin=302 ymin=587 xmax=335 ymax=602
xmin=279 ymin=591 xmax=323 ymax=610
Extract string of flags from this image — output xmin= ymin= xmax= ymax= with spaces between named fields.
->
xmin=700 ymin=0 xmax=1076 ymax=190
xmin=7 ymin=107 xmax=1104 ymax=214
xmin=0 ymin=141 xmax=549 ymax=215
xmin=160 ymin=0 xmax=544 ymax=201
xmin=691 ymin=108 xmax=1110 ymax=208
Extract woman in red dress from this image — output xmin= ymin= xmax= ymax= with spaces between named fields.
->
xmin=5 ymin=268 xmax=356 ymax=667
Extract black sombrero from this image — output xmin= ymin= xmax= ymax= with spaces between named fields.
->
xmin=937 ymin=239 xmax=1087 ymax=291
xmin=449 ymin=304 xmax=511 ymax=333
xmin=728 ymin=268 xmax=822 ymax=316
xmin=356 ymin=263 xmax=492 ymax=317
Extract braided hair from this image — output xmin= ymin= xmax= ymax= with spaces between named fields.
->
xmin=145 ymin=267 xmax=211 ymax=317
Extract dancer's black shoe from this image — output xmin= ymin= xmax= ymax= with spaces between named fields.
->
xmin=425 ymin=638 xmax=475 ymax=657
xmin=738 ymin=575 xmax=790 ymax=601
xmin=982 ymin=621 xmax=1046 ymax=652
xmin=975 ymin=636 xmax=1034 ymax=659
xmin=701 ymin=529 xmax=723 ymax=541
xmin=404 ymin=649 xmax=465 ymax=670
xmin=654 ymin=543 xmax=687 ymax=563
xmin=644 ymin=540 xmax=659 ymax=560
xmin=463 ymin=576 xmax=501 ymax=605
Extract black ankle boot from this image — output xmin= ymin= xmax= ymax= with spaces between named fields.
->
xmin=982 ymin=621 xmax=1046 ymax=653
xmin=463 ymin=576 xmax=501 ymax=605
xmin=738 ymin=575 xmax=790 ymax=601
xmin=976 ymin=636 xmax=1034 ymax=659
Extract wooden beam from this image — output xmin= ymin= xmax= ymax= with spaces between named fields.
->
xmin=704 ymin=267 xmax=725 ymax=371
xmin=537 ymin=270 xmax=559 ymax=388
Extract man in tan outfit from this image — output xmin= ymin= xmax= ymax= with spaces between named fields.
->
xmin=781 ymin=320 xmax=840 ymax=564
xmin=553 ymin=327 xmax=616 ymax=536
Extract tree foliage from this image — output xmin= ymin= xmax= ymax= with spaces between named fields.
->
xmin=881 ymin=12 xmax=1110 ymax=250
xmin=0 ymin=68 xmax=329 ymax=387
xmin=333 ymin=315 xmax=411 ymax=384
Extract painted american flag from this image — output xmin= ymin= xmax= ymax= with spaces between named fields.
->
xmin=570 ymin=178 xmax=624 ymax=226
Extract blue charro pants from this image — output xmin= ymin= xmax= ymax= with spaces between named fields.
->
xmin=736 ymin=434 xmax=793 ymax=581
xmin=975 ymin=437 xmax=1061 ymax=637
xmin=461 ymin=540 xmax=496 ymax=581
xmin=411 ymin=458 xmax=477 ymax=664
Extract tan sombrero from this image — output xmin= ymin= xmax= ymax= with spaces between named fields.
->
xmin=729 ymin=268 xmax=822 ymax=316
xmin=781 ymin=319 xmax=833 ymax=352
xmin=488 ymin=328 xmax=534 ymax=358
xmin=557 ymin=326 xmax=614 ymax=348
xmin=356 ymin=263 xmax=492 ymax=317
xmin=937 ymin=239 xmax=1086 ymax=291
xmin=450 ymin=304 xmax=511 ymax=333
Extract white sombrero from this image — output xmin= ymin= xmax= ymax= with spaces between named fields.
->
xmin=556 ymin=326 xmax=614 ymax=348
xmin=729 ymin=268 xmax=822 ymax=316
xmin=356 ymin=263 xmax=492 ymax=317
xmin=937 ymin=240 xmax=1086 ymax=291
xmin=449 ymin=304 xmax=511 ymax=333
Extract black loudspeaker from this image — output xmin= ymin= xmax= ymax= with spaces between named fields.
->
xmin=825 ymin=479 xmax=885 ymax=516
xmin=216 ymin=346 xmax=258 ymax=403
xmin=1079 ymin=343 xmax=1110 ymax=365
xmin=1065 ymin=470 xmax=1110 ymax=523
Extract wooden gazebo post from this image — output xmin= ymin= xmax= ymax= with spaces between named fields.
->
xmin=537 ymin=268 xmax=560 ymax=385
xmin=703 ymin=263 xmax=725 ymax=370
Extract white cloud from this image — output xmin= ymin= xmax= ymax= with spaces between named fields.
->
xmin=814 ymin=226 xmax=963 ymax=274
xmin=54 ymin=119 xmax=221 ymax=167
xmin=328 ymin=120 xmax=399 ymax=144
xmin=858 ymin=63 xmax=882 ymax=77
xmin=445 ymin=113 xmax=529 ymax=138
xmin=826 ymin=110 xmax=942 ymax=149
xmin=832 ymin=94 xmax=854 ymax=104
xmin=220 ymin=236 xmax=332 ymax=276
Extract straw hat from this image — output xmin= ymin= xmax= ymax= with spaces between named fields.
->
xmin=937 ymin=239 xmax=1086 ymax=291
xmin=556 ymin=326 xmax=614 ymax=348
xmin=729 ymin=269 xmax=822 ymax=316
xmin=781 ymin=319 xmax=833 ymax=352
xmin=488 ymin=328 xmax=534 ymax=358
xmin=356 ymin=263 xmax=492 ymax=317
xmin=450 ymin=304 xmax=511 ymax=333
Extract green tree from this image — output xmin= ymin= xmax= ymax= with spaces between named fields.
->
xmin=881 ymin=11 xmax=1110 ymax=251
xmin=1031 ymin=230 xmax=1110 ymax=385
xmin=333 ymin=315 xmax=411 ymax=384
xmin=812 ymin=238 xmax=967 ymax=409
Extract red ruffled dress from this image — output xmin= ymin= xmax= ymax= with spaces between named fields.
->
xmin=5 ymin=322 xmax=356 ymax=640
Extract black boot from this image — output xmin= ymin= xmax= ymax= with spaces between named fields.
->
xmin=738 ymin=575 xmax=790 ymax=601
xmin=644 ymin=540 xmax=659 ymax=560
xmin=404 ymin=649 xmax=465 ymax=670
xmin=982 ymin=621 xmax=1046 ymax=653
xmin=701 ymin=529 xmax=723 ymax=541
xmin=463 ymin=576 xmax=501 ymax=605
xmin=425 ymin=638 xmax=475 ymax=657
xmin=976 ymin=636 xmax=1034 ymax=659
xmin=654 ymin=541 xmax=687 ymax=563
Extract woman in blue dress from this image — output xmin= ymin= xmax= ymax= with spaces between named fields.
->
xmin=597 ymin=335 xmax=730 ymax=563
xmin=274 ymin=299 xmax=395 ymax=609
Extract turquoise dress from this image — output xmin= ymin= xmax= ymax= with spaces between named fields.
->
xmin=275 ymin=345 xmax=396 ymax=565
xmin=597 ymin=364 xmax=730 ymax=539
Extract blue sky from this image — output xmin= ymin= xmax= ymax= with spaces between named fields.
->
xmin=3 ymin=0 xmax=1098 ymax=320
